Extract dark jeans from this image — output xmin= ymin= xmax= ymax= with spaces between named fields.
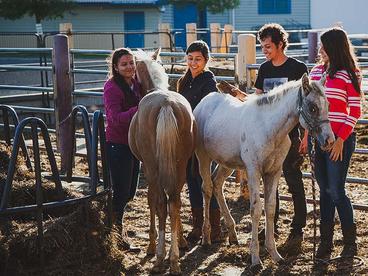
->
xmin=187 ymin=156 xmax=219 ymax=210
xmin=275 ymin=126 xmax=306 ymax=234
xmin=314 ymin=133 xmax=356 ymax=228
xmin=106 ymin=142 xmax=140 ymax=216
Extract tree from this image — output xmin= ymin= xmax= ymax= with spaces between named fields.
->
xmin=0 ymin=0 xmax=75 ymax=24
xmin=168 ymin=0 xmax=240 ymax=14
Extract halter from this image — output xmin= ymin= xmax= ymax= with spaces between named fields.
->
xmin=297 ymin=87 xmax=330 ymax=136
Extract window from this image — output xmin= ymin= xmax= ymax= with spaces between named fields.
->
xmin=258 ymin=0 xmax=291 ymax=14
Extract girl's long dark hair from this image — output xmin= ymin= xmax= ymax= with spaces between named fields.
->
xmin=320 ymin=28 xmax=362 ymax=96
xmin=107 ymin=48 xmax=139 ymax=106
xmin=177 ymin=40 xmax=210 ymax=93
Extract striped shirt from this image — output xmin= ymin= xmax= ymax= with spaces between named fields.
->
xmin=310 ymin=65 xmax=361 ymax=141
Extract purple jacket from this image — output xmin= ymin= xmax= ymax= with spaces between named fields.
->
xmin=103 ymin=78 xmax=142 ymax=145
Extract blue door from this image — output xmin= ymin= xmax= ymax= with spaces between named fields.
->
xmin=124 ymin=12 xmax=144 ymax=48
xmin=173 ymin=4 xmax=197 ymax=49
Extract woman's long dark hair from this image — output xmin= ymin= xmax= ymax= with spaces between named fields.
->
xmin=177 ymin=40 xmax=210 ymax=93
xmin=320 ymin=28 xmax=362 ymax=96
xmin=107 ymin=47 xmax=139 ymax=106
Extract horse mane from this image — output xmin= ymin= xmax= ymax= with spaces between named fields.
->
xmin=135 ymin=49 xmax=169 ymax=91
xmin=255 ymin=79 xmax=299 ymax=106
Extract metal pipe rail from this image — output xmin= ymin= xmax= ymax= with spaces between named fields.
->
xmin=279 ymin=194 xmax=368 ymax=211
xmin=302 ymin=172 xmax=368 ymax=185
xmin=0 ymin=85 xmax=53 ymax=92
xmin=71 ymin=68 xmax=236 ymax=82
xmin=0 ymin=105 xmax=32 ymax=169
xmin=9 ymin=105 xmax=54 ymax=114
xmin=0 ymin=65 xmax=52 ymax=71
xmin=73 ymin=90 xmax=103 ymax=97
xmin=67 ymin=105 xmax=93 ymax=183
xmin=0 ymin=48 xmax=52 ymax=53
xmin=70 ymin=49 xmax=238 ymax=60
xmin=247 ymin=62 xmax=368 ymax=70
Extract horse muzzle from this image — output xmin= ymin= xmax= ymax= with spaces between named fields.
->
xmin=317 ymin=133 xmax=335 ymax=151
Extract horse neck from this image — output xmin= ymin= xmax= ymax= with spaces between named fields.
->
xmin=142 ymin=77 xmax=156 ymax=96
xmin=263 ymin=87 xmax=300 ymax=139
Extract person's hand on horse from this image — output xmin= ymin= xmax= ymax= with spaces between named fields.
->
xmin=299 ymin=130 xmax=309 ymax=155
xmin=217 ymin=80 xmax=247 ymax=102
xmin=329 ymin=137 xmax=344 ymax=161
xmin=232 ymin=87 xmax=248 ymax=102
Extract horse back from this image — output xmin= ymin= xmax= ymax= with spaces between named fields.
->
xmin=129 ymin=91 xmax=195 ymax=198
xmin=194 ymin=93 xmax=245 ymax=163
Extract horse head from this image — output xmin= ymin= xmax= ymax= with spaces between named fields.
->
xmin=298 ymin=73 xmax=335 ymax=150
xmin=135 ymin=48 xmax=169 ymax=96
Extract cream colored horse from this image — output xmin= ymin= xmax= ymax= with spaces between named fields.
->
xmin=128 ymin=50 xmax=196 ymax=275
xmin=194 ymin=74 xmax=335 ymax=268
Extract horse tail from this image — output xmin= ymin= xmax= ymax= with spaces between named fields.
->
xmin=156 ymin=105 xmax=179 ymax=203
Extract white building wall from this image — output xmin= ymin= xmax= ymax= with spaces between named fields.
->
xmin=234 ymin=0 xmax=310 ymax=31
xmin=311 ymin=0 xmax=368 ymax=34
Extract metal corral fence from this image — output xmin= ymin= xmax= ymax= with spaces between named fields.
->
xmin=0 ymin=104 xmax=112 ymax=271
xmin=1 ymin=34 xmax=368 ymax=210
xmin=0 ymin=30 xmax=174 ymax=51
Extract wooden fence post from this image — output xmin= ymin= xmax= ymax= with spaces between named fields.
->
xmin=210 ymin=23 xmax=221 ymax=53
xmin=308 ymin=31 xmax=318 ymax=63
xmin=220 ymin=24 xmax=233 ymax=53
xmin=53 ymin=34 xmax=73 ymax=173
xmin=59 ymin=23 xmax=74 ymax=49
xmin=158 ymin=23 xmax=172 ymax=51
xmin=186 ymin=23 xmax=197 ymax=48
xmin=236 ymin=34 xmax=256 ymax=92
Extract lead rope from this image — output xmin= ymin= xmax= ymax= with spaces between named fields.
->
xmin=308 ymin=137 xmax=318 ymax=263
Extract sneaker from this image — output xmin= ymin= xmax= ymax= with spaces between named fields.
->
xmin=121 ymin=239 xmax=141 ymax=253
xmin=120 ymin=228 xmax=141 ymax=253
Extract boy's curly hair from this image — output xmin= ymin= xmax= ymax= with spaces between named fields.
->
xmin=257 ymin=23 xmax=289 ymax=50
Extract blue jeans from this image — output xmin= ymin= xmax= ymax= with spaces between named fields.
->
xmin=106 ymin=142 xmax=140 ymax=216
xmin=314 ymin=133 xmax=356 ymax=228
xmin=187 ymin=156 xmax=219 ymax=209
xmin=279 ymin=127 xmax=306 ymax=233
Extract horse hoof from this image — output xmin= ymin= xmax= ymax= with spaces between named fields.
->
xmin=146 ymin=245 xmax=156 ymax=256
xmin=201 ymin=238 xmax=212 ymax=247
xmin=170 ymin=264 xmax=182 ymax=275
xmin=250 ymin=263 xmax=263 ymax=273
xmin=201 ymin=243 xmax=212 ymax=250
xmin=179 ymin=239 xmax=188 ymax=251
xmin=151 ymin=264 xmax=164 ymax=274
xmin=229 ymin=238 xmax=239 ymax=245
xmin=277 ymin=258 xmax=287 ymax=266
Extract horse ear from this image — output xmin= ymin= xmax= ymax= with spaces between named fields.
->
xmin=152 ymin=48 xmax=161 ymax=61
xmin=301 ymin=73 xmax=311 ymax=95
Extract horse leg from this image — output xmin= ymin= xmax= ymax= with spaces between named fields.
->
xmin=212 ymin=165 xmax=238 ymax=244
xmin=196 ymin=150 xmax=212 ymax=246
xmin=168 ymin=198 xmax=181 ymax=275
xmin=239 ymin=170 xmax=250 ymax=200
xmin=152 ymin=192 xmax=167 ymax=273
xmin=178 ymin=215 xmax=188 ymax=250
xmin=147 ymin=184 xmax=157 ymax=256
xmin=246 ymin=169 xmax=263 ymax=267
xmin=263 ymin=173 xmax=284 ymax=263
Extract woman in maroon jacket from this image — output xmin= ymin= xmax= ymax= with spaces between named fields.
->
xmin=104 ymin=48 xmax=142 ymax=252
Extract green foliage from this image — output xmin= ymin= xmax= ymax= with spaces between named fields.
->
xmin=0 ymin=0 xmax=75 ymax=23
xmin=168 ymin=0 xmax=240 ymax=13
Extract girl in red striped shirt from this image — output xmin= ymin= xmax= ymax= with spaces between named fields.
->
xmin=307 ymin=27 xmax=363 ymax=259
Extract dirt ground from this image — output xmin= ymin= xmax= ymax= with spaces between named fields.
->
xmin=1 ymin=122 xmax=368 ymax=275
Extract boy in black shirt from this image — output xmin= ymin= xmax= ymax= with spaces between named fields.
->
xmin=255 ymin=23 xmax=308 ymax=254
